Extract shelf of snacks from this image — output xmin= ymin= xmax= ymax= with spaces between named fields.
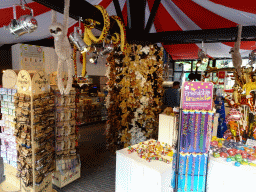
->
xmin=15 ymin=70 xmax=55 ymax=192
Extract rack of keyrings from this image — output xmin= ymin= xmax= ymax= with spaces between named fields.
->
xmin=174 ymin=110 xmax=214 ymax=192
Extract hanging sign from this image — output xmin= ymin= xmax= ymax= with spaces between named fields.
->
xmin=181 ymin=82 xmax=213 ymax=110
xmin=217 ymin=71 xmax=226 ymax=79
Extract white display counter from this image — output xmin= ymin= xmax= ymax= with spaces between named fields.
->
xmin=207 ymin=156 xmax=256 ymax=192
xmin=116 ymin=146 xmax=256 ymax=192
xmin=116 ymin=147 xmax=174 ymax=192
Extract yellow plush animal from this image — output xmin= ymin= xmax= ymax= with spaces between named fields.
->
xmin=243 ymin=82 xmax=256 ymax=98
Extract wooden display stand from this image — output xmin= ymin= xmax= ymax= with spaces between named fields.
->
xmin=51 ymin=87 xmax=81 ymax=188
xmin=2 ymin=69 xmax=19 ymax=89
xmin=0 ymin=69 xmax=21 ymax=191
xmin=52 ymin=164 xmax=81 ymax=188
xmin=158 ymin=114 xmax=178 ymax=147
xmin=16 ymin=70 xmax=55 ymax=192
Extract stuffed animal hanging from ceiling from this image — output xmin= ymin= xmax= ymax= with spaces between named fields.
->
xmin=49 ymin=0 xmax=73 ymax=95
xmin=230 ymin=24 xmax=243 ymax=77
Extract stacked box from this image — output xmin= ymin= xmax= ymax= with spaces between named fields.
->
xmin=0 ymin=88 xmax=18 ymax=167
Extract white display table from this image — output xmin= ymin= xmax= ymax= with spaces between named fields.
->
xmin=207 ymin=156 xmax=256 ymax=192
xmin=116 ymin=147 xmax=174 ymax=192
xmin=116 ymin=147 xmax=256 ymax=192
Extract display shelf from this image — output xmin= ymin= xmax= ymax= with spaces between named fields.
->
xmin=15 ymin=70 xmax=55 ymax=192
xmin=53 ymin=89 xmax=80 ymax=188
xmin=52 ymin=164 xmax=81 ymax=188
xmin=0 ymin=70 xmax=20 ymax=190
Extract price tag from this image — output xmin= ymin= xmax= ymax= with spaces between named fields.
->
xmin=246 ymin=139 xmax=256 ymax=148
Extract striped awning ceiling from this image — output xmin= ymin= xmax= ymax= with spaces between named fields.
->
xmin=0 ymin=0 xmax=256 ymax=60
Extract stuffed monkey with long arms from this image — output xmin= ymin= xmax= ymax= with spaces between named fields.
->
xmin=230 ymin=24 xmax=242 ymax=77
xmin=49 ymin=0 xmax=73 ymax=95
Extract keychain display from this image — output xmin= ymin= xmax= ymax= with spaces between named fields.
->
xmin=15 ymin=92 xmax=55 ymax=187
xmin=54 ymin=90 xmax=80 ymax=171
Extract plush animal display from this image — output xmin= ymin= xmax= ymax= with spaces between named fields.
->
xmin=49 ymin=0 xmax=73 ymax=95
xmin=230 ymin=24 xmax=243 ymax=77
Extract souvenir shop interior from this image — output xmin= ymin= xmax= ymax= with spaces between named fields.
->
xmin=0 ymin=0 xmax=256 ymax=192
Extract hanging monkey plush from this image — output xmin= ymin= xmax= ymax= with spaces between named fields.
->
xmin=229 ymin=24 xmax=243 ymax=77
xmin=49 ymin=0 xmax=73 ymax=95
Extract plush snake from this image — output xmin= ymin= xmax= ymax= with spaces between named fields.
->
xmin=49 ymin=0 xmax=73 ymax=95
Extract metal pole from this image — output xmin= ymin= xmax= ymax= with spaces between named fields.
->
xmin=204 ymin=152 xmax=210 ymax=192
xmin=174 ymin=108 xmax=183 ymax=192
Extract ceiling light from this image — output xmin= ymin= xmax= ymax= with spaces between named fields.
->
xmin=69 ymin=27 xmax=89 ymax=53
xmin=5 ymin=4 xmax=38 ymax=37
xmin=99 ymin=41 xmax=114 ymax=56
xmin=89 ymin=55 xmax=98 ymax=64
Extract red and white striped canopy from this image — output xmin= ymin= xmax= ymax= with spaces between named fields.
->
xmin=0 ymin=0 xmax=256 ymax=60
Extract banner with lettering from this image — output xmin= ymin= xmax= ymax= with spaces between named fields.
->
xmin=181 ymin=82 xmax=213 ymax=110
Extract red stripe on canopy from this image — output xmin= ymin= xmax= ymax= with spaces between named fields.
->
xmin=99 ymin=0 xmax=113 ymax=9
xmin=0 ymin=2 xmax=51 ymax=28
xmin=147 ymin=1 xmax=182 ymax=32
xmin=222 ymin=41 xmax=256 ymax=50
xmin=171 ymin=0 xmax=237 ymax=29
xmin=121 ymin=2 xmax=128 ymax=27
xmin=164 ymin=44 xmax=199 ymax=60
xmin=209 ymin=0 xmax=256 ymax=14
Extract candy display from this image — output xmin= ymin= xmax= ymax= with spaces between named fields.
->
xmin=127 ymin=139 xmax=174 ymax=164
xmin=0 ymin=88 xmax=18 ymax=167
xmin=211 ymin=136 xmax=256 ymax=166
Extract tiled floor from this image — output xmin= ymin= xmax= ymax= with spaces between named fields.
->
xmin=53 ymin=122 xmax=116 ymax=192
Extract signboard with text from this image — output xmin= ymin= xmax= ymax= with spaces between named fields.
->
xmin=181 ymin=82 xmax=213 ymax=110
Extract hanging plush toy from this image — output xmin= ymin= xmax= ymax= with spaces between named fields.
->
xmin=49 ymin=0 xmax=73 ymax=95
xmin=229 ymin=24 xmax=242 ymax=77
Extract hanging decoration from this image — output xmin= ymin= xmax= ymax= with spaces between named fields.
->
xmin=105 ymin=44 xmax=164 ymax=153
xmin=109 ymin=16 xmax=127 ymax=52
xmin=49 ymin=0 xmax=73 ymax=95
xmin=229 ymin=24 xmax=243 ymax=77
xmin=84 ymin=5 xmax=110 ymax=44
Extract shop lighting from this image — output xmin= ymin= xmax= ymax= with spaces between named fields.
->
xmin=99 ymin=41 xmax=114 ymax=56
xmin=5 ymin=3 xmax=38 ymax=37
xmin=89 ymin=54 xmax=99 ymax=64
xmin=69 ymin=18 xmax=89 ymax=53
